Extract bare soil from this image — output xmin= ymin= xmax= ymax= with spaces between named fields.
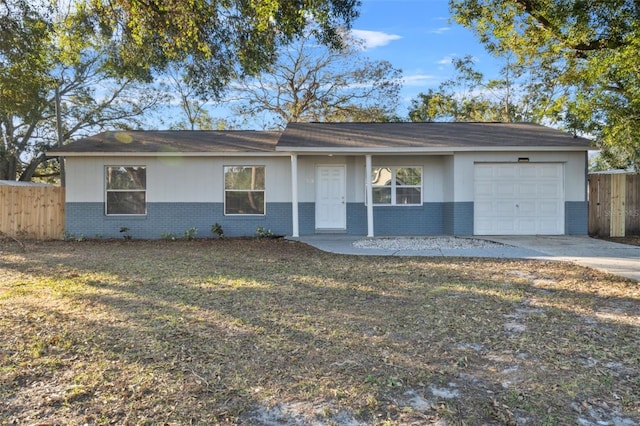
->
xmin=0 ymin=238 xmax=638 ymax=425
xmin=599 ymin=236 xmax=640 ymax=247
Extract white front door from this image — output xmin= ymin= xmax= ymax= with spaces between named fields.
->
xmin=316 ymin=165 xmax=346 ymax=230
xmin=474 ymin=163 xmax=565 ymax=235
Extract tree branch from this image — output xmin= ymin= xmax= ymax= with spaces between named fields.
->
xmin=514 ymin=0 xmax=625 ymax=51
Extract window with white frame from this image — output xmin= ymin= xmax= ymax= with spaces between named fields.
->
xmin=224 ymin=166 xmax=265 ymax=215
xmin=105 ymin=166 xmax=146 ymax=215
xmin=371 ymin=166 xmax=422 ymax=205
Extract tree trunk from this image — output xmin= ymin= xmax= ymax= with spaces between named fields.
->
xmin=18 ymin=155 xmax=48 ymax=182
xmin=0 ymin=156 xmax=18 ymax=181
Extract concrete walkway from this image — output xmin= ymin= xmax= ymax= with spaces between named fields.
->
xmin=294 ymin=235 xmax=640 ymax=282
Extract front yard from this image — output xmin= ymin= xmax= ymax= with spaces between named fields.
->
xmin=0 ymin=239 xmax=638 ymax=425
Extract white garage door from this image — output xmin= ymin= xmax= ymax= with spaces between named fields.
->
xmin=474 ymin=163 xmax=564 ymax=235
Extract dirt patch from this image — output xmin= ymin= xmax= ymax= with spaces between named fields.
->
xmin=597 ymin=236 xmax=640 ymax=246
xmin=1 ymin=239 xmax=639 ymax=425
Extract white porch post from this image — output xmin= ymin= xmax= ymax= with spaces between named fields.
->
xmin=365 ymin=154 xmax=374 ymax=237
xmin=291 ymin=154 xmax=299 ymax=237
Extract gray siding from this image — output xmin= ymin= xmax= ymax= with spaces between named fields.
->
xmin=346 ymin=203 xmax=367 ymax=235
xmin=565 ymin=201 xmax=588 ymax=235
xmin=298 ymin=202 xmax=316 ymax=235
xmin=372 ymin=204 xmax=444 ymax=235
xmin=443 ymin=202 xmax=474 ymax=236
xmin=300 ymin=203 xmax=446 ymax=236
xmin=65 ymin=202 xmax=292 ymax=239
xmin=65 ymin=200 xmax=577 ymax=239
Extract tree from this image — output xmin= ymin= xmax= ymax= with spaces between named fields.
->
xmin=449 ymin=0 xmax=640 ymax=171
xmin=408 ymin=55 xmax=556 ymax=123
xmin=83 ymin=0 xmax=361 ymax=96
xmin=0 ymin=0 xmax=52 ymax=180
xmin=231 ymin=33 xmax=402 ymax=129
xmin=161 ymin=65 xmax=219 ymax=131
xmin=0 ymin=0 xmax=166 ymax=181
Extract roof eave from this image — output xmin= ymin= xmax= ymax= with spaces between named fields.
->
xmin=274 ymin=145 xmax=592 ymax=154
xmin=46 ymin=151 xmax=289 ymax=157
xmin=47 ymin=144 xmax=592 ymax=157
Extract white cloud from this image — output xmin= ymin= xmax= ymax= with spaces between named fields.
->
xmin=436 ymin=54 xmax=479 ymax=66
xmin=403 ymin=74 xmax=436 ymax=87
xmin=437 ymin=55 xmax=455 ymax=65
xmin=429 ymin=27 xmax=451 ymax=34
xmin=351 ymin=29 xmax=402 ymax=49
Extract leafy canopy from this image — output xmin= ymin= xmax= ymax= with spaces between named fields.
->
xmin=86 ymin=0 xmax=361 ymax=96
xmin=450 ymin=0 xmax=640 ymax=171
xmin=0 ymin=0 xmax=361 ymax=181
xmin=408 ymin=55 xmax=520 ymax=123
xmin=408 ymin=54 xmax=566 ymax=125
xmin=0 ymin=0 xmax=166 ymax=181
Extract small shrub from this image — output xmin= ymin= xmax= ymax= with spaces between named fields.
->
xmin=161 ymin=232 xmax=177 ymax=241
xmin=255 ymin=226 xmax=274 ymax=239
xmin=211 ymin=223 xmax=224 ymax=238
xmin=64 ymin=232 xmax=86 ymax=242
xmin=119 ymin=227 xmax=132 ymax=240
xmin=184 ymin=227 xmax=198 ymax=240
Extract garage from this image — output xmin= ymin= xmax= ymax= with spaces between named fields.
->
xmin=474 ymin=163 xmax=564 ymax=235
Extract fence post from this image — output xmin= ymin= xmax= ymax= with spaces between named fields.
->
xmin=588 ymin=173 xmax=640 ymax=238
xmin=610 ymin=174 xmax=626 ymax=237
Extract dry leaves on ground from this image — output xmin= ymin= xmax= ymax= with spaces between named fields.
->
xmin=0 ymin=238 xmax=638 ymax=425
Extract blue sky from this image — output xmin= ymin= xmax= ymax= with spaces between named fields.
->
xmin=167 ymin=0 xmax=500 ymax=129
xmin=351 ymin=0 xmax=498 ymax=116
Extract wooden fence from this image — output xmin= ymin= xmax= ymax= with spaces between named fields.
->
xmin=588 ymin=173 xmax=640 ymax=237
xmin=0 ymin=185 xmax=65 ymax=240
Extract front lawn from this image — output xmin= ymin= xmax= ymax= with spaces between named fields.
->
xmin=1 ymin=239 xmax=638 ymax=425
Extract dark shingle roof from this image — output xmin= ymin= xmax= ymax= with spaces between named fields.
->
xmin=276 ymin=122 xmax=592 ymax=150
xmin=47 ymin=123 xmax=592 ymax=156
xmin=48 ymin=130 xmax=281 ymax=154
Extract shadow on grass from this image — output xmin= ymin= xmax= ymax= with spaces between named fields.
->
xmin=1 ymin=239 xmax=639 ymax=424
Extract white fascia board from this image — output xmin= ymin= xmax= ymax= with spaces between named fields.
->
xmin=275 ymin=146 xmax=590 ymax=154
xmin=276 ymin=148 xmax=454 ymax=155
xmin=50 ymin=145 xmax=590 ymax=157
xmin=46 ymin=151 xmax=289 ymax=157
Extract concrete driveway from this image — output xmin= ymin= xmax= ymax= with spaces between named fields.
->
xmin=483 ymin=236 xmax=640 ymax=282
xmin=296 ymin=235 xmax=640 ymax=282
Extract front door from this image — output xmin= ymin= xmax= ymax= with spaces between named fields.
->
xmin=316 ymin=165 xmax=346 ymax=230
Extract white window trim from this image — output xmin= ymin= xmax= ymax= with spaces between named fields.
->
xmin=105 ymin=165 xmax=147 ymax=216
xmin=370 ymin=166 xmax=423 ymax=206
xmin=223 ymin=165 xmax=266 ymax=216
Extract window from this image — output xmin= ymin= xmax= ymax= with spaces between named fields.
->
xmin=105 ymin=166 xmax=146 ymax=215
xmin=371 ymin=166 xmax=422 ymax=205
xmin=224 ymin=166 xmax=265 ymax=215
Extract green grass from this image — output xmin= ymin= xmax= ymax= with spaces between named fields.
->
xmin=0 ymin=238 xmax=638 ymax=425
